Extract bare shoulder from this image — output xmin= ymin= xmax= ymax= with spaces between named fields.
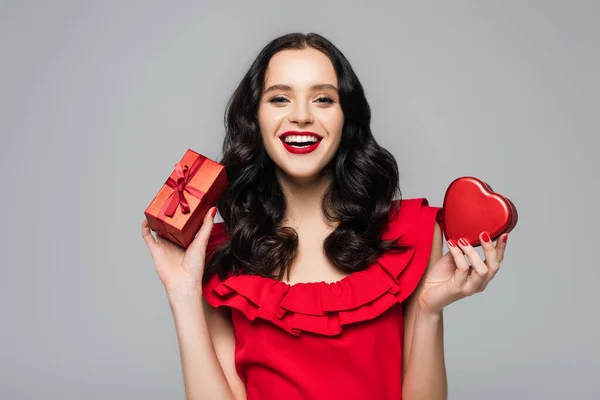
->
xmin=405 ymin=221 xmax=443 ymax=305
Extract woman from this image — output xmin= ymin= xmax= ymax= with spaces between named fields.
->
xmin=142 ymin=32 xmax=508 ymax=400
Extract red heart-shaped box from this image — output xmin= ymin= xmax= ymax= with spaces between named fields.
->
xmin=437 ymin=176 xmax=518 ymax=247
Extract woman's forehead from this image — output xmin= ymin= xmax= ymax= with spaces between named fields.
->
xmin=264 ymin=48 xmax=337 ymax=88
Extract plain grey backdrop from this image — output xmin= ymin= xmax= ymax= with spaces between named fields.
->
xmin=1 ymin=1 xmax=598 ymax=399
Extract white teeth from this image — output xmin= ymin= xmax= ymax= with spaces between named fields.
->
xmin=283 ymin=135 xmax=319 ymax=143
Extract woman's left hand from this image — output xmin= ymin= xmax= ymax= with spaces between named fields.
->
xmin=417 ymin=231 xmax=508 ymax=315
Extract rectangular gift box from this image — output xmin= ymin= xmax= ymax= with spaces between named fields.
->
xmin=144 ymin=148 xmax=228 ymax=248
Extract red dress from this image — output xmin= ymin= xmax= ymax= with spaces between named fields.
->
xmin=202 ymin=198 xmax=442 ymax=400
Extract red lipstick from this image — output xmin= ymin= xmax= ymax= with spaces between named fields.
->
xmin=279 ymin=131 xmax=323 ymax=155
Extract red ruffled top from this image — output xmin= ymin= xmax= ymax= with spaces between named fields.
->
xmin=202 ymin=198 xmax=442 ymax=400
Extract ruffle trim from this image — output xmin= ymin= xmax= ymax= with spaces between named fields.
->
xmin=202 ymin=198 xmax=441 ymax=336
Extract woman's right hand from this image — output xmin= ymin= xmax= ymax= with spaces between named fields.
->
xmin=141 ymin=207 xmax=217 ymax=297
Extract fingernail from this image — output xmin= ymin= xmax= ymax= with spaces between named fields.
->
xmin=211 ymin=207 xmax=217 ymax=218
xmin=502 ymin=233 xmax=508 ymax=243
xmin=482 ymin=232 xmax=490 ymax=243
xmin=447 ymin=239 xmax=456 ymax=247
xmin=458 ymin=237 xmax=470 ymax=246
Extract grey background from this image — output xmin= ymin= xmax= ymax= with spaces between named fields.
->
xmin=1 ymin=1 xmax=598 ymax=399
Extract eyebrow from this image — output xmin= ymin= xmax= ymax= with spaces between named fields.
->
xmin=263 ymin=83 xmax=338 ymax=94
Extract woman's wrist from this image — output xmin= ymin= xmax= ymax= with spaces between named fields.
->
xmin=417 ymin=304 xmax=444 ymax=322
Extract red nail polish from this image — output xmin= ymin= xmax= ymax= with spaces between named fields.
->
xmin=502 ymin=234 xmax=508 ymax=243
xmin=447 ymin=239 xmax=456 ymax=247
xmin=482 ymin=232 xmax=490 ymax=243
xmin=211 ymin=207 xmax=217 ymax=217
xmin=458 ymin=237 xmax=470 ymax=246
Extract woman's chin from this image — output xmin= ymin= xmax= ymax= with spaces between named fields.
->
xmin=276 ymin=166 xmax=330 ymax=186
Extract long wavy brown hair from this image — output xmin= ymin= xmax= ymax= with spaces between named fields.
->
xmin=203 ymin=32 xmax=411 ymax=284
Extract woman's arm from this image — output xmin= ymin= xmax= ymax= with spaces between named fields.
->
xmin=168 ymin=287 xmax=246 ymax=400
xmin=402 ymin=222 xmax=448 ymax=400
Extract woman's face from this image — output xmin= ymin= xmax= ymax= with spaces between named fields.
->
xmin=258 ymin=47 xmax=344 ymax=184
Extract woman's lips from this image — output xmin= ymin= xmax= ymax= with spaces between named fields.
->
xmin=279 ymin=131 xmax=323 ymax=155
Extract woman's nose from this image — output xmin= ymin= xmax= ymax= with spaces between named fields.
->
xmin=288 ymin=102 xmax=314 ymax=125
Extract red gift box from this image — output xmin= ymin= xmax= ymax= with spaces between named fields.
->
xmin=144 ymin=149 xmax=228 ymax=248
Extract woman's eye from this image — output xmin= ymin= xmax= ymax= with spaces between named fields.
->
xmin=269 ymin=96 xmax=288 ymax=104
xmin=315 ymin=97 xmax=334 ymax=104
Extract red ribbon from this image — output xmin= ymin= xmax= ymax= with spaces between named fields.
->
xmin=155 ymin=155 xmax=207 ymax=244
xmin=161 ymin=156 xmax=207 ymax=217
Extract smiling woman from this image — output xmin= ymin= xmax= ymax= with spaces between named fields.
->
xmin=209 ymin=34 xmax=406 ymax=285
xmin=200 ymin=32 xmax=440 ymax=400
xmin=143 ymin=31 xmax=509 ymax=400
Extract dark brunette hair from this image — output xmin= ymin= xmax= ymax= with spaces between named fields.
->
xmin=203 ymin=32 xmax=410 ymax=284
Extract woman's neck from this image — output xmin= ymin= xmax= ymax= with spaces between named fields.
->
xmin=276 ymin=167 xmax=334 ymax=228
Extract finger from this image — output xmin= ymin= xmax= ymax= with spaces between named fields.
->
xmin=446 ymin=239 xmax=470 ymax=287
xmin=480 ymin=231 xmax=500 ymax=272
xmin=457 ymin=237 xmax=487 ymax=291
xmin=476 ymin=231 xmax=500 ymax=292
xmin=495 ymin=233 xmax=509 ymax=263
xmin=142 ymin=217 xmax=164 ymax=261
xmin=187 ymin=206 xmax=217 ymax=254
xmin=142 ymin=217 xmax=157 ymax=248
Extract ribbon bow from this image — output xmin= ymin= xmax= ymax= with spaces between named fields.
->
xmin=162 ymin=156 xmax=206 ymax=217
